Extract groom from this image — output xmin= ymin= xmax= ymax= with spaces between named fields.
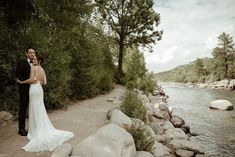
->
xmin=16 ymin=48 xmax=35 ymax=136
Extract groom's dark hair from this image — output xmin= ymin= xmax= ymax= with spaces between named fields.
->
xmin=26 ymin=47 xmax=34 ymax=53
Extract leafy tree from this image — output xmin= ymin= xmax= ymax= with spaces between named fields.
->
xmin=124 ymin=47 xmax=146 ymax=88
xmin=95 ymin=0 xmax=162 ymax=82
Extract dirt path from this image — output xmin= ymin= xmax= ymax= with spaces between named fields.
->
xmin=0 ymin=85 xmax=125 ymax=157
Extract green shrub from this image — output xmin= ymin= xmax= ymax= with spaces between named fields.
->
xmin=97 ymin=68 xmax=114 ymax=93
xmin=136 ymin=73 xmax=156 ymax=93
xmin=120 ymin=90 xmax=148 ymax=123
xmin=126 ymin=120 xmax=155 ymax=153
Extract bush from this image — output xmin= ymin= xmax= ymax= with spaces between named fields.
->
xmin=120 ymin=90 xmax=148 ymax=123
xmin=136 ymin=73 xmax=156 ymax=93
xmin=126 ymin=119 xmax=155 ymax=153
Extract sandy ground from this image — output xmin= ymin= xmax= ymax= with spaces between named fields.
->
xmin=0 ymin=85 xmax=125 ymax=157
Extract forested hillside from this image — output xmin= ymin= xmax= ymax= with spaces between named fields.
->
xmin=155 ymin=32 xmax=235 ymax=83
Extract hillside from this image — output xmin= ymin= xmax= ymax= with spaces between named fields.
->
xmin=155 ymin=57 xmax=213 ymax=83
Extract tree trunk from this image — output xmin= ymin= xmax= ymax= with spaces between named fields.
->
xmin=116 ymin=37 xmax=124 ymax=83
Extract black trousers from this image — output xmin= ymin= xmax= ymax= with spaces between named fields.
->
xmin=18 ymin=92 xmax=29 ymax=130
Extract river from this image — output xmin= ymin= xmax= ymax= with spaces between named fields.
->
xmin=161 ymin=83 xmax=235 ymax=157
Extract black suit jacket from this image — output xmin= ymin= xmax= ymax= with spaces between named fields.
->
xmin=16 ymin=59 xmax=31 ymax=94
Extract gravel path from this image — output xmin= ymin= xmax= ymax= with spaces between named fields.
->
xmin=0 ymin=85 xmax=125 ymax=157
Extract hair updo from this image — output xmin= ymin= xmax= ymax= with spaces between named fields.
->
xmin=36 ymin=55 xmax=43 ymax=64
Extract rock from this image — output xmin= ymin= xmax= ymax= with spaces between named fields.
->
xmin=180 ymin=124 xmax=190 ymax=134
xmin=164 ymin=128 xmax=189 ymax=140
xmin=190 ymin=132 xmax=199 ymax=137
xmin=176 ymin=149 xmax=194 ymax=157
xmin=164 ymin=154 xmax=177 ymax=157
xmin=170 ymin=115 xmax=185 ymax=128
xmin=152 ymin=108 xmax=164 ymax=119
xmin=144 ymin=103 xmax=154 ymax=115
xmin=155 ymin=135 xmax=166 ymax=143
xmin=209 ymin=100 xmax=233 ymax=110
xmin=197 ymin=83 xmax=207 ymax=88
xmin=149 ymin=122 xmax=165 ymax=135
xmin=110 ymin=109 xmax=132 ymax=128
xmin=135 ymin=151 xmax=153 ymax=157
xmin=51 ymin=143 xmax=72 ymax=157
xmin=148 ymin=94 xmax=160 ymax=104
xmin=159 ymin=102 xmax=170 ymax=112
xmin=0 ymin=111 xmax=13 ymax=126
xmin=162 ymin=120 xmax=174 ymax=131
xmin=195 ymin=154 xmax=208 ymax=157
xmin=107 ymin=106 xmax=120 ymax=119
xmin=162 ymin=111 xmax=171 ymax=120
xmin=228 ymin=79 xmax=235 ymax=90
xmin=168 ymin=139 xmax=204 ymax=154
xmin=72 ymin=124 xmax=136 ymax=157
xmin=107 ymin=98 xmax=115 ymax=102
xmin=214 ymin=79 xmax=229 ymax=89
xmin=152 ymin=141 xmax=171 ymax=157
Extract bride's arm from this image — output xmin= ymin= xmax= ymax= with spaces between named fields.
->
xmin=17 ymin=67 xmax=35 ymax=84
xmin=41 ymin=68 xmax=47 ymax=85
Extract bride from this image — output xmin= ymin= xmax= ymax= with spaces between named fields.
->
xmin=17 ymin=55 xmax=74 ymax=152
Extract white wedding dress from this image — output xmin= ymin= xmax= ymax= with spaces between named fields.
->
xmin=22 ymin=80 xmax=74 ymax=152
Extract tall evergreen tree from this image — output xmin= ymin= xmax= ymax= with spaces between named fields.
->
xmin=212 ymin=32 xmax=235 ymax=80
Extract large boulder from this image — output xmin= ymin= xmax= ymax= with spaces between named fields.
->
xmin=148 ymin=122 xmax=165 ymax=135
xmin=170 ymin=115 xmax=185 ymax=128
xmin=152 ymin=141 xmax=171 ymax=157
xmin=180 ymin=124 xmax=190 ymax=134
xmin=135 ymin=151 xmax=153 ymax=157
xmin=72 ymin=123 xmax=136 ymax=157
xmin=148 ymin=94 xmax=160 ymax=104
xmin=209 ymin=100 xmax=233 ymax=110
xmin=110 ymin=109 xmax=132 ymax=128
xmin=168 ymin=139 xmax=204 ymax=154
xmin=176 ymin=149 xmax=194 ymax=157
xmin=152 ymin=108 xmax=164 ymax=119
xmin=164 ymin=128 xmax=189 ymax=140
xmin=162 ymin=120 xmax=174 ymax=131
xmin=144 ymin=103 xmax=154 ymax=115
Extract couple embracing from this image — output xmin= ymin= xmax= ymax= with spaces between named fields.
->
xmin=16 ymin=48 xmax=74 ymax=152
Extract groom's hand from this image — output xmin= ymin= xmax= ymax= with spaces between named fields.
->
xmin=32 ymin=80 xmax=37 ymax=84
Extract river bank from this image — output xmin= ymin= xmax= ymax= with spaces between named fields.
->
xmin=162 ymin=85 xmax=235 ymax=157
xmin=161 ymin=79 xmax=235 ymax=91
xmin=58 ymin=85 xmax=206 ymax=157
xmin=0 ymin=84 xmax=206 ymax=157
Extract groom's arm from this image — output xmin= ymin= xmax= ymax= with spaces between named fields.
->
xmin=15 ymin=61 xmax=23 ymax=79
xmin=18 ymin=67 xmax=36 ymax=84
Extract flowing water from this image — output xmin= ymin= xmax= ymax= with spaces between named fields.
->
xmin=161 ymin=84 xmax=235 ymax=157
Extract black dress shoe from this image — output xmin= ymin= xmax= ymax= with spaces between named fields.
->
xmin=18 ymin=129 xmax=28 ymax=136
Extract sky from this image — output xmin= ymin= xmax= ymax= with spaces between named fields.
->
xmin=144 ymin=0 xmax=235 ymax=73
